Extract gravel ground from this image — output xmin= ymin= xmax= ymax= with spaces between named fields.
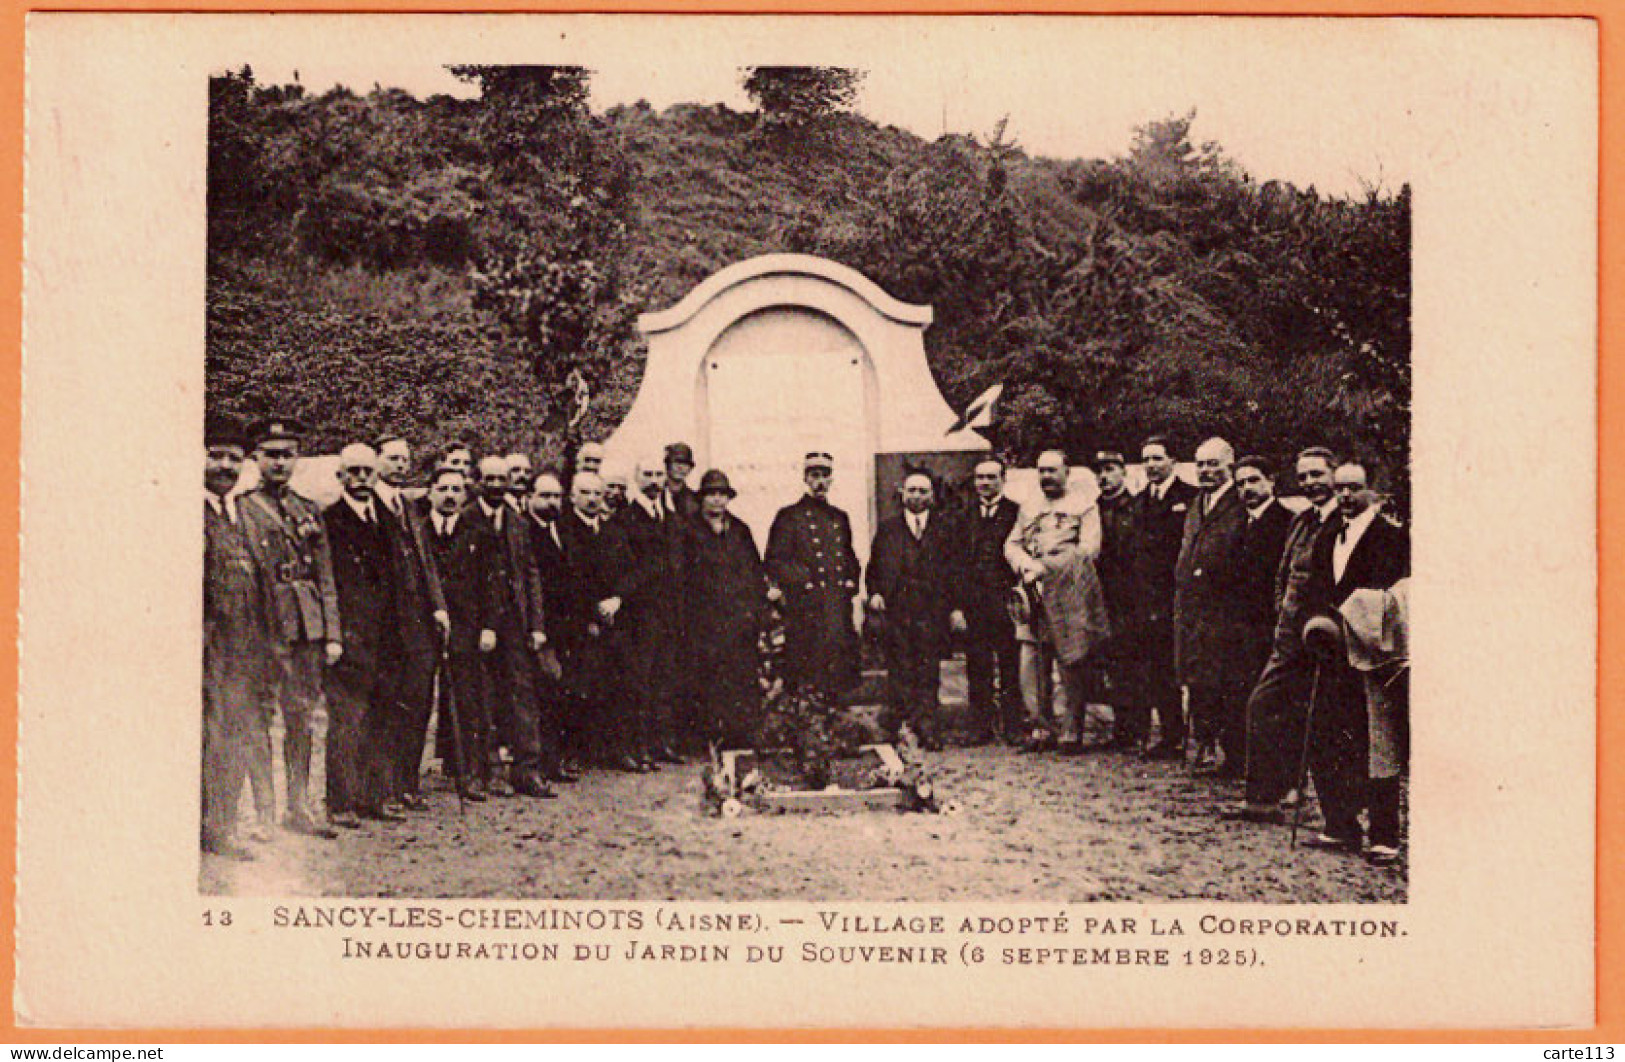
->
xmin=201 ymin=738 xmax=1406 ymax=904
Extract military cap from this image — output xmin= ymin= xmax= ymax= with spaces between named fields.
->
xmin=665 ymin=442 xmax=695 ymax=464
xmin=804 ymin=451 xmax=834 ymax=471
xmin=1091 ymin=450 xmax=1126 ymax=471
xmin=204 ymin=414 xmax=247 ymax=451
xmin=246 ymin=415 xmax=308 ymax=448
xmin=697 ymin=469 xmax=736 ymax=498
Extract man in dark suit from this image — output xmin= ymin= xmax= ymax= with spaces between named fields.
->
xmin=554 ymin=471 xmax=637 ymax=770
xmin=867 ymin=471 xmax=967 ymax=750
xmin=321 ymin=444 xmax=407 ymax=827
xmin=372 ymin=434 xmax=450 ymax=811
xmin=423 ymin=469 xmax=501 ymax=800
xmin=465 ymin=456 xmax=555 ymax=798
xmin=1221 ymin=446 xmax=1341 ymax=824
xmin=663 ymin=442 xmax=701 ymax=520
xmin=1173 ymin=437 xmax=1252 ymax=776
xmin=1092 ymin=450 xmax=1146 ymax=751
xmin=202 ymin=416 xmax=264 ymax=861
xmin=1133 ymin=435 xmax=1199 ymax=760
xmin=1231 ymin=456 xmax=1294 ymax=692
xmin=523 ymin=471 xmax=579 ymax=780
xmin=610 ymin=458 xmax=689 ymax=765
xmin=765 ymin=451 xmax=862 ymax=701
xmin=959 ymin=457 xmax=1022 ymax=744
xmin=1298 ymin=459 xmax=1410 ymax=856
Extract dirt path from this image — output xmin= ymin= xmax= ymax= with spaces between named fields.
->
xmin=202 ymin=744 xmax=1405 ymax=903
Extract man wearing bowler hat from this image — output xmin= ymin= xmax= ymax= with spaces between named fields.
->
xmin=238 ymin=416 xmax=342 ymax=839
xmin=663 ymin=442 xmax=701 ymax=520
xmin=765 ymin=451 xmax=863 ymax=700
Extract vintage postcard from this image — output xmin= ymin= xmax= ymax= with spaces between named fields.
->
xmin=16 ymin=13 xmax=1596 ymax=1030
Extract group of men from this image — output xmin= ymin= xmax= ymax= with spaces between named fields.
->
xmin=202 ymin=414 xmax=1409 ymax=869
xmin=979 ymin=438 xmax=1410 ymax=867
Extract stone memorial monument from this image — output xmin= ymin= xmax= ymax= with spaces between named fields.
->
xmin=607 ymin=254 xmax=988 ymax=559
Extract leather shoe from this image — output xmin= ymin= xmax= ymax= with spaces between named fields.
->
xmin=657 ymin=747 xmax=684 ymax=765
xmin=487 ymin=777 xmax=515 ymax=798
xmin=460 ymin=782 xmax=488 ymax=803
xmin=1219 ymin=804 xmax=1286 ymax=825
xmin=330 ymin=811 xmax=363 ymax=829
xmin=616 ymin=755 xmax=644 ymax=773
xmin=203 ymin=839 xmax=256 ymax=861
xmin=1302 ymin=832 xmax=1362 ymax=853
xmin=549 ymin=770 xmax=580 ymax=784
xmin=1366 ymin=845 xmax=1402 ymax=867
xmin=1142 ymin=742 xmax=1185 ymax=762
xmin=512 ymin=772 xmax=557 ymax=799
xmin=284 ymin=812 xmax=339 ymax=839
xmin=360 ymin=805 xmax=408 ymax=822
xmin=399 ymin=792 xmax=428 ymax=811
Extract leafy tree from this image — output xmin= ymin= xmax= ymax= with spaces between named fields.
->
xmin=741 ymin=66 xmax=865 ymax=129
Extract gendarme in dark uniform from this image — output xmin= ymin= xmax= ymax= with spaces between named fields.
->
xmin=764 ymin=451 xmax=861 ymax=698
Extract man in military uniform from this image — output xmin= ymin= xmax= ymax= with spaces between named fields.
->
xmin=202 ymin=416 xmax=263 ymax=860
xmin=1091 ymin=449 xmax=1147 ymax=752
xmin=765 ymin=452 xmax=862 ymax=699
xmin=238 ymin=417 xmax=341 ymax=839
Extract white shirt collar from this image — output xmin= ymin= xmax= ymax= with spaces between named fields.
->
xmin=636 ymin=493 xmax=662 ymax=519
xmin=433 ymin=511 xmax=457 ymax=535
xmin=1316 ymin=498 xmax=1339 ymax=522
xmin=206 ymin=491 xmax=236 ymax=521
xmin=374 ymin=481 xmax=401 ymax=513
xmin=1204 ymin=479 xmax=1233 ymax=510
xmin=342 ymin=492 xmax=377 ymax=524
xmin=1246 ymin=497 xmax=1275 ymax=522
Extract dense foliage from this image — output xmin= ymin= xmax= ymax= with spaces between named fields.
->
xmin=207 ymin=70 xmax=1409 ymax=499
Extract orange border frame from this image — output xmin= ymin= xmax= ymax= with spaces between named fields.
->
xmin=0 ymin=0 xmax=1612 ymax=1043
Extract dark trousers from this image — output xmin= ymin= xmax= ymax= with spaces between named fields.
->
xmin=1242 ymin=641 xmax=1312 ymax=806
xmin=1102 ymin=630 xmax=1151 ymax=745
xmin=201 ymin=682 xmax=254 ymax=846
xmin=881 ymin=620 xmax=943 ymax=743
xmin=963 ymin=603 xmax=1021 ymax=738
xmin=324 ymin=663 xmax=397 ymax=815
xmin=621 ymin=616 xmax=679 ymax=758
xmin=1142 ymin=615 xmax=1185 ymax=748
xmin=1309 ymin=661 xmax=1370 ymax=842
xmin=485 ymin=622 xmax=541 ymax=775
xmin=391 ymin=648 xmax=437 ymax=798
xmin=1188 ymin=679 xmax=1249 ymax=768
xmin=440 ymin=649 xmax=491 ymax=787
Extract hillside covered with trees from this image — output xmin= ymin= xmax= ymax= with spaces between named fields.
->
xmin=207 ymin=65 xmax=1409 ymax=496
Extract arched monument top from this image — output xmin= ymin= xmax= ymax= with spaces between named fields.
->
xmin=637 ymin=254 xmax=933 ymax=335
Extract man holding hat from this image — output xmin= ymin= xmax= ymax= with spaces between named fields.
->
xmin=238 ymin=416 xmax=342 ymax=839
xmin=202 ymin=415 xmax=264 ymax=860
xmin=765 ymin=451 xmax=862 ymax=700
xmin=663 ymin=442 xmax=701 ymax=520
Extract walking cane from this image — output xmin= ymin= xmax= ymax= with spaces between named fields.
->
xmin=1290 ymin=660 xmax=1322 ymax=849
xmin=437 ymin=642 xmax=468 ymax=818
xmin=1293 ymin=615 xmax=1344 ymax=849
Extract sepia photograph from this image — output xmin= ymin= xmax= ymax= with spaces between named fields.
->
xmin=199 ymin=47 xmax=1412 ymax=904
xmin=17 ymin=12 xmax=1595 ymax=1030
